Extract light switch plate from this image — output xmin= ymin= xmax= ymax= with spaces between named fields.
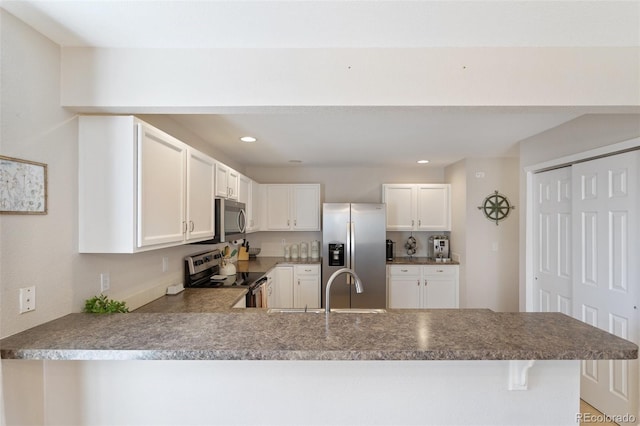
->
xmin=19 ymin=286 xmax=36 ymax=313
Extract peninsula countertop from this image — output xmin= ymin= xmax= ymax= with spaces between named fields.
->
xmin=1 ymin=308 xmax=636 ymax=362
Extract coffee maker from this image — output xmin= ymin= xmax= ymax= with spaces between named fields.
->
xmin=429 ymin=235 xmax=450 ymax=260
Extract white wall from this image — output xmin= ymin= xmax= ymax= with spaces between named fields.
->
xmin=445 ymin=158 xmax=519 ymax=312
xmin=445 ymin=160 xmax=467 ymax=305
xmin=0 ymin=11 xmax=228 ymax=338
xmin=517 ymin=114 xmax=640 ymax=311
xmin=60 ymin=47 xmax=640 ymax=109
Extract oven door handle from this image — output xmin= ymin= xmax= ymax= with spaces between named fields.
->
xmin=251 ymin=276 xmax=268 ymax=295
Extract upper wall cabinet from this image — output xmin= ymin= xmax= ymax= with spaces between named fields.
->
xmin=382 ymin=184 xmax=451 ymax=231
xmin=238 ymin=174 xmax=261 ymax=233
xmin=264 ymin=184 xmax=321 ymax=231
xmin=215 ymin=162 xmax=239 ymax=200
xmin=79 ymin=116 xmax=215 ymax=253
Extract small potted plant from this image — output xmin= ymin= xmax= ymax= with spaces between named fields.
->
xmin=83 ymin=294 xmax=129 ymax=313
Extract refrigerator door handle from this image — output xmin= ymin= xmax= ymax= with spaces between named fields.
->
xmin=350 ymin=221 xmax=356 ymax=283
xmin=346 ymin=221 xmax=353 ymax=284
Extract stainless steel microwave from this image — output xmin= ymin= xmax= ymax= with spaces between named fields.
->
xmin=214 ymin=199 xmax=246 ymax=243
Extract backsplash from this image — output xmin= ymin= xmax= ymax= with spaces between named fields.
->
xmin=385 ymin=231 xmax=451 ymax=259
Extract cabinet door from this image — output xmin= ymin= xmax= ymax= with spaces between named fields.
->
xmin=238 ymin=175 xmax=250 ymax=205
xmin=416 ymin=184 xmax=451 ymax=231
xmin=227 ymin=169 xmax=239 ymax=200
xmin=294 ymin=265 xmax=320 ymax=309
xmin=215 ymin=163 xmax=229 ymax=198
xmin=137 ymin=124 xmax=186 ymax=247
xmin=389 ymin=277 xmax=422 ymax=309
xmin=383 ymin=185 xmax=416 ymax=230
xmin=186 ymin=149 xmax=215 ymax=241
xmin=273 ymin=266 xmax=294 ymax=308
xmin=248 ymin=180 xmax=261 ymax=231
xmin=423 ymin=266 xmax=459 ymax=308
xmin=292 ymin=185 xmax=320 ymax=231
xmin=265 ymin=185 xmax=291 ymax=230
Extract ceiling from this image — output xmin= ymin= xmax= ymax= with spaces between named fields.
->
xmin=3 ymin=1 xmax=638 ymax=168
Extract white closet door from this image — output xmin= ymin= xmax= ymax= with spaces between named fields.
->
xmin=532 ymin=167 xmax=573 ymax=314
xmin=572 ymin=151 xmax=639 ymax=419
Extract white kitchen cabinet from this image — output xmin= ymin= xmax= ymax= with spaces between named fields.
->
xmin=272 ymin=266 xmax=294 ymax=308
xmin=388 ymin=266 xmax=422 ymax=309
xmin=422 ymin=266 xmax=459 ymax=308
xmin=186 ymin=149 xmax=216 ymax=241
xmin=137 ymin=124 xmax=187 ymax=247
xmin=293 ymin=265 xmax=321 ymax=309
xmin=215 ymin=162 xmax=239 ymax=200
xmin=239 ymin=175 xmax=261 ymax=233
xmin=247 ymin=179 xmax=261 ymax=232
xmin=387 ymin=265 xmax=459 ymax=309
xmin=382 ymin=184 xmax=451 ymax=231
xmin=79 ymin=115 xmax=215 ymax=253
xmin=265 ymin=184 xmax=320 ymax=231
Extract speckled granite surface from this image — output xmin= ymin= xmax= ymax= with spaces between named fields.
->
xmin=135 ymin=288 xmax=247 ymax=313
xmin=1 ymin=309 xmax=636 ymax=361
xmin=387 ymin=257 xmax=460 ymax=265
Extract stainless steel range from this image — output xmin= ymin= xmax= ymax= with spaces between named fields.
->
xmin=184 ymin=249 xmax=267 ymax=307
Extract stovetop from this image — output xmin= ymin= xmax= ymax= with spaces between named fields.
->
xmin=184 ymin=249 xmax=265 ymax=289
xmin=206 ymin=272 xmax=265 ymax=289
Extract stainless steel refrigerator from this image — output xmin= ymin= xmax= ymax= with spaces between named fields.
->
xmin=322 ymin=203 xmax=387 ymax=309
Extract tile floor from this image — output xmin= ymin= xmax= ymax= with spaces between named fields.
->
xmin=580 ymin=400 xmax=619 ymax=426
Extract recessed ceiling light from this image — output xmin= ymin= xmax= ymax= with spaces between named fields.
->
xmin=239 ymin=136 xmax=257 ymax=143
xmin=417 ymin=160 xmax=430 ymax=164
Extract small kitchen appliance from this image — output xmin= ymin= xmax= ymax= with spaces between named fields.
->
xmin=430 ymin=235 xmax=450 ymax=260
xmin=184 ymin=249 xmax=267 ymax=307
xmin=385 ymin=239 xmax=394 ymax=261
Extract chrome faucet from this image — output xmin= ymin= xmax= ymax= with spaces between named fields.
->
xmin=325 ymin=268 xmax=364 ymax=313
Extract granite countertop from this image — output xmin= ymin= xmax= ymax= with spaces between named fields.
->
xmin=236 ymin=256 xmax=322 ymax=273
xmin=134 ymin=288 xmax=247 ymax=313
xmin=1 ymin=309 xmax=636 ymax=361
xmin=387 ymin=257 xmax=460 ymax=265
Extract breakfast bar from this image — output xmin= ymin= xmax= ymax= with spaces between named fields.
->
xmin=2 ymin=304 xmax=637 ymax=425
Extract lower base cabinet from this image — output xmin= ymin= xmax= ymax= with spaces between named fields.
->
xmin=293 ymin=265 xmax=321 ymax=309
xmin=270 ymin=264 xmax=321 ymax=309
xmin=388 ymin=265 xmax=459 ymax=309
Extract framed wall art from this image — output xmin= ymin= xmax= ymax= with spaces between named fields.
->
xmin=0 ymin=155 xmax=48 ymax=214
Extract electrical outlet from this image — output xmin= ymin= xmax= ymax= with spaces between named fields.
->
xmin=162 ymin=257 xmax=169 ymax=273
xmin=100 ymin=272 xmax=110 ymax=292
xmin=19 ymin=286 xmax=36 ymax=313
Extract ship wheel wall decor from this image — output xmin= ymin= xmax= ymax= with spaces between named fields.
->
xmin=477 ymin=190 xmax=515 ymax=225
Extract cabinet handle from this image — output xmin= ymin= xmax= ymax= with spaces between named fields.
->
xmin=294 ymin=220 xmax=297 ymax=226
xmin=401 ymin=269 xmax=408 ymax=272
xmin=412 ymin=220 xmax=414 ymax=227
xmin=182 ymin=221 xmax=187 ymax=233
xmin=418 ymin=220 xmax=421 ymax=226
xmin=287 ymin=219 xmax=290 ymax=226
xmin=417 ymin=280 xmax=420 ymax=286
xmin=189 ymin=221 xmax=195 ymax=232
xmin=297 ymin=279 xmax=300 ymax=286
xmin=436 ymin=269 xmax=443 ymax=273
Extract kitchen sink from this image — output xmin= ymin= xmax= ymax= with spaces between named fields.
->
xmin=267 ymin=308 xmax=386 ymax=314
